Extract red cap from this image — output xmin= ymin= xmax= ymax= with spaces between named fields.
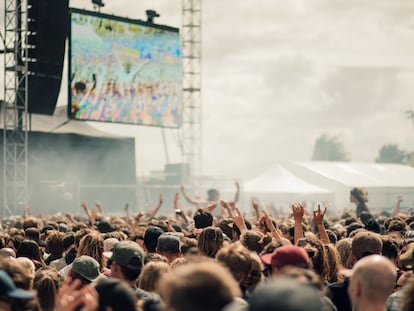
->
xmin=261 ymin=245 xmax=310 ymax=270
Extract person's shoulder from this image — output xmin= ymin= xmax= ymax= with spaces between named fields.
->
xmin=50 ymin=257 xmax=67 ymax=271
xmin=58 ymin=263 xmax=72 ymax=277
xmin=136 ymin=287 xmax=162 ymax=310
xmin=328 ymin=279 xmax=348 ymax=289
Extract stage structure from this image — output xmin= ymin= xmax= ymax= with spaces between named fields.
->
xmin=0 ymin=130 xmax=137 ymax=215
xmin=1 ymin=0 xmax=203 ymax=215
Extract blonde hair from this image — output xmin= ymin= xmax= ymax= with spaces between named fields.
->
xmin=169 ymin=257 xmax=187 ymax=270
xmin=77 ymin=231 xmax=105 ymax=271
xmin=216 ymin=243 xmax=253 ymax=283
xmin=335 ymin=238 xmax=353 ymax=269
xmin=0 ymin=258 xmax=33 ymax=290
xmin=16 ymin=257 xmax=35 ymax=286
xmin=324 ymin=244 xmax=344 ymax=283
xmin=240 ymin=230 xmax=272 ymax=254
xmin=198 ymin=227 xmax=224 ymax=258
xmin=138 ymin=261 xmax=170 ymax=293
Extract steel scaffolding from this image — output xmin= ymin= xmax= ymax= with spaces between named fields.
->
xmin=2 ymin=0 xmax=29 ymax=215
xmin=181 ymin=0 xmax=202 ymax=190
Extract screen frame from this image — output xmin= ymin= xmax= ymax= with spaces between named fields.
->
xmin=67 ymin=7 xmax=182 ymax=128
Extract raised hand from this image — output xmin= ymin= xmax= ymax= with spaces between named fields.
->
xmin=292 ymin=203 xmax=305 ymax=222
xmin=56 ymin=278 xmax=98 ymax=311
xmin=220 ymin=200 xmax=233 ymax=218
xmin=313 ymin=204 xmax=327 ymax=225
xmin=94 ymin=200 xmax=104 ymax=216
xmin=313 ymin=204 xmax=329 ymax=244
xmin=261 ymin=211 xmax=275 ymax=231
xmin=252 ymin=199 xmax=259 ymax=211
xmin=292 ymin=203 xmax=305 ymax=244
xmin=135 ymin=211 xmax=145 ymax=220
xmin=174 ymin=192 xmax=179 ymax=204
xmin=232 ymin=207 xmax=247 ymax=233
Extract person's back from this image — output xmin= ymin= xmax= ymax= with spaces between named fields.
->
xmin=328 ymin=278 xmax=351 ymax=311
xmin=95 ymin=278 xmax=137 ymax=311
xmin=248 ymin=277 xmax=325 ymax=311
xmin=328 ymin=230 xmax=383 ymax=311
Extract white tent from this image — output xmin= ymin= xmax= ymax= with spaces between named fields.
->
xmin=285 ymin=162 xmax=414 ymax=212
xmin=242 ymin=164 xmax=334 ymax=212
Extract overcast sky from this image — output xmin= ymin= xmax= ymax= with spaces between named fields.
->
xmin=5 ymin=0 xmax=414 ymax=181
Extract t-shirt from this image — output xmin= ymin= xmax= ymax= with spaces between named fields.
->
xmin=356 ymin=203 xmax=369 ymax=218
xmin=327 ymin=278 xmax=351 ymax=311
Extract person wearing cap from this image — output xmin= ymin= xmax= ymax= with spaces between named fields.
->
xmin=104 ymin=240 xmax=145 ymax=288
xmin=59 ymin=231 xmax=109 ymax=278
xmin=69 ymin=255 xmax=105 ymax=286
xmin=104 ymin=240 xmax=162 ymax=309
xmin=0 ymin=270 xmax=35 ymax=311
xmin=328 ymin=230 xmax=383 ymax=311
xmin=156 ymin=233 xmax=182 ymax=263
xmin=348 ymin=255 xmax=396 ymax=311
xmin=260 ymin=245 xmax=310 ymax=276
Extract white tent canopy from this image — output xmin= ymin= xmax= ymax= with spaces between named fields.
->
xmin=244 ymin=164 xmax=331 ymax=194
xmin=242 ymin=164 xmax=334 ymax=212
xmin=285 ymin=162 xmax=414 ymax=212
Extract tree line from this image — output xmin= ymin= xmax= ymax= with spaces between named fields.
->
xmin=312 ymin=133 xmax=413 ymax=165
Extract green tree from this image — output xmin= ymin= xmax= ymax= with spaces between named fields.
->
xmin=312 ymin=134 xmax=349 ymax=161
xmin=375 ymin=144 xmax=405 ymax=163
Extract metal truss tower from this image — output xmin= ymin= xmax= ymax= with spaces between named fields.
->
xmin=2 ymin=0 xmax=29 ymax=215
xmin=181 ymin=0 xmax=202 ymax=190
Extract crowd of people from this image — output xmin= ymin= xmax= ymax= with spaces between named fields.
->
xmin=1 ymin=185 xmax=414 ymax=311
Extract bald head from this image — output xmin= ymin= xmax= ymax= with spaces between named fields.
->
xmin=348 ymin=255 xmax=396 ymax=309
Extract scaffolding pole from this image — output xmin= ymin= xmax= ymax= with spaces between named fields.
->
xmin=181 ymin=0 xmax=202 ymax=192
xmin=2 ymin=0 xmax=29 ymax=216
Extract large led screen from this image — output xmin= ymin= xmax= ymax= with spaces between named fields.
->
xmin=68 ymin=9 xmax=182 ymax=127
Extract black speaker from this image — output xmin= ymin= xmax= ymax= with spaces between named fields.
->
xmin=27 ymin=0 xmax=69 ymax=115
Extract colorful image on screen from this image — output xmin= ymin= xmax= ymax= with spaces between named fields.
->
xmin=68 ymin=10 xmax=182 ymax=128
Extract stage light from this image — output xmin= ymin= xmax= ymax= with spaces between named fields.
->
xmin=92 ymin=0 xmax=105 ymax=7
xmin=146 ymin=10 xmax=160 ymax=23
